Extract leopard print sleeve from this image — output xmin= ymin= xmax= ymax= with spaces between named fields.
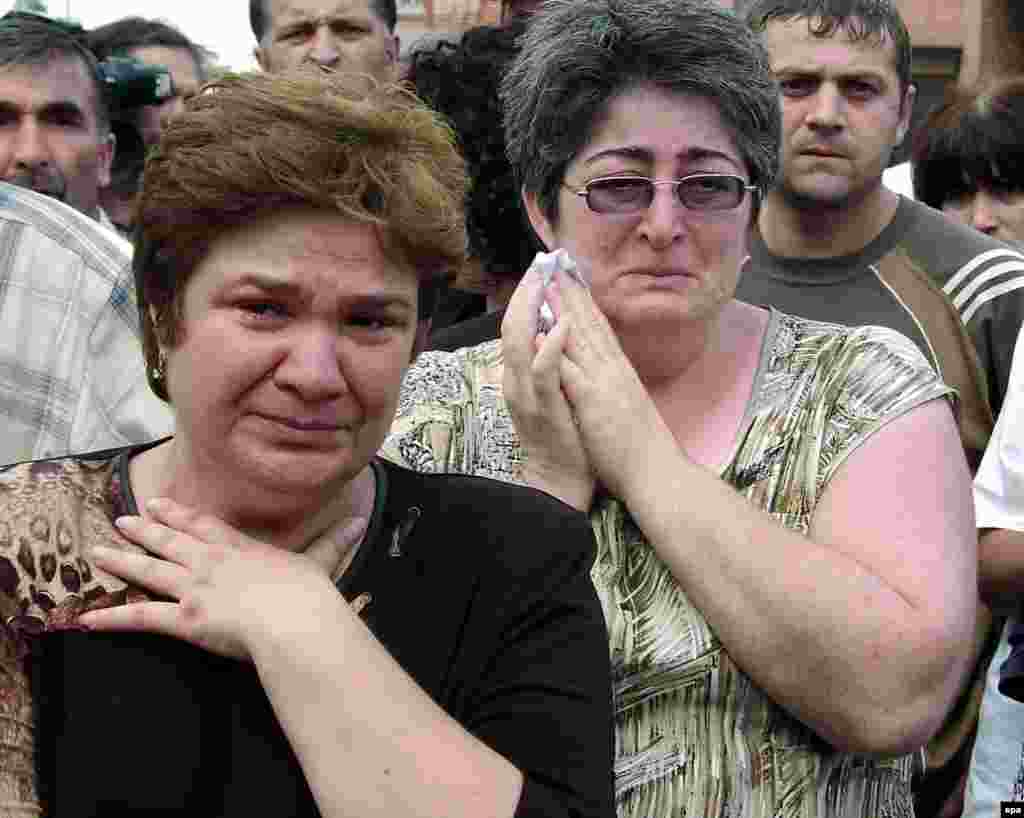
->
xmin=0 ymin=449 xmax=155 ymax=817
xmin=0 ymin=454 xmax=153 ymax=645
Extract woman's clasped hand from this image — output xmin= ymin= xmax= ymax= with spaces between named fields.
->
xmin=502 ymin=253 xmax=676 ymax=508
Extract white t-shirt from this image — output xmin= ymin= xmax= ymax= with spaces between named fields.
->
xmin=964 ymin=322 xmax=1024 ymax=817
xmin=883 ymin=161 xmax=914 ymax=199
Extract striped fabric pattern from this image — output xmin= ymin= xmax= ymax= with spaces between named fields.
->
xmin=942 ymin=245 xmax=1024 ymax=325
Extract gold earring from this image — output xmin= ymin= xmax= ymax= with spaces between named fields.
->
xmin=151 ymin=349 xmax=167 ymax=382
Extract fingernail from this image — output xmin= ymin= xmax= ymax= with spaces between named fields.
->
xmin=114 ymin=516 xmax=139 ymax=529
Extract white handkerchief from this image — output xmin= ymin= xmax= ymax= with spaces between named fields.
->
xmin=534 ymin=249 xmax=587 ymax=333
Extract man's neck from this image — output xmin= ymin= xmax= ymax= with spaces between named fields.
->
xmin=757 ymin=183 xmax=901 ymax=259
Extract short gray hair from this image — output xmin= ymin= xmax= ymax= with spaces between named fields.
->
xmin=501 ymin=0 xmax=781 ymax=223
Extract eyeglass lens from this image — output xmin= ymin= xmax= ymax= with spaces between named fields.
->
xmin=586 ymin=176 xmax=746 ymax=213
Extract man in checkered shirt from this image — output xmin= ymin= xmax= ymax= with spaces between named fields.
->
xmin=0 ymin=182 xmax=172 ymax=465
xmin=0 ymin=14 xmax=171 ymax=464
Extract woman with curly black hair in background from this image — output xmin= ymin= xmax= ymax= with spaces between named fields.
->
xmin=406 ymin=20 xmax=542 ymax=347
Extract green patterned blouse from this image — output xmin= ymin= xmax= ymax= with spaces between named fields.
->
xmin=382 ymin=309 xmax=954 ymax=818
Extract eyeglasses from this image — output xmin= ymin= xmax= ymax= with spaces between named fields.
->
xmin=569 ymin=174 xmax=758 ymax=215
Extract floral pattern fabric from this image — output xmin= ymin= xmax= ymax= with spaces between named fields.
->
xmin=382 ymin=310 xmax=954 ymax=818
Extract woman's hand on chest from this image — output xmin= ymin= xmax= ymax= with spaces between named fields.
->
xmin=78 ymin=498 xmax=369 ymax=661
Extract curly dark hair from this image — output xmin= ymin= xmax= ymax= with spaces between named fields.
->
xmin=912 ymin=76 xmax=1024 ymax=210
xmin=406 ymin=20 xmax=538 ymax=287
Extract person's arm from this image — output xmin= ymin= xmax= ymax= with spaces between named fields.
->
xmin=498 ymin=263 xmax=594 ymax=512
xmin=978 ymin=528 xmax=1024 ymax=613
xmin=622 ymin=399 xmax=975 ymax=754
xmin=439 ymin=483 xmax=615 ymax=817
xmin=380 ymin=350 xmax=467 ymax=474
xmin=973 ymin=321 xmax=1024 ymax=611
xmin=504 ymin=266 xmax=976 ymax=754
xmin=248 ymin=572 xmax=528 ymax=818
xmin=256 ymin=495 xmax=615 ymax=818
xmin=80 ymin=498 xmax=613 ymax=818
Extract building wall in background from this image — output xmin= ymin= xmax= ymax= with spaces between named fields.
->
xmin=398 ymin=0 xmax=1024 ymax=165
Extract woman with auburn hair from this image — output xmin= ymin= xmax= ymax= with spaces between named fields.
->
xmin=0 ymin=71 xmax=614 ymax=818
xmin=405 ymin=18 xmax=540 ymax=345
xmin=384 ymin=0 xmax=978 ymax=815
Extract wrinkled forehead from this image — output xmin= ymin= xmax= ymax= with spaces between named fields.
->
xmin=266 ymin=0 xmax=380 ymax=28
xmin=763 ymin=16 xmax=901 ymax=78
xmin=0 ymin=55 xmax=103 ymax=120
xmin=128 ymin=46 xmax=202 ymax=91
xmin=577 ymin=86 xmax=747 ymax=175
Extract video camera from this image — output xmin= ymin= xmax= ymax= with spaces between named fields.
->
xmin=98 ymin=56 xmax=175 ymax=113
xmin=97 ymin=57 xmax=177 ymax=210
xmin=98 ymin=59 xmax=177 ymax=230
xmin=100 ymin=56 xmax=175 ymax=113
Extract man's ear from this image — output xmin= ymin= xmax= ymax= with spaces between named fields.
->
xmin=522 ymin=188 xmax=555 ymax=250
xmin=896 ymin=82 xmax=916 ymax=144
xmin=411 ymin=317 xmax=431 ymax=361
xmin=97 ymin=131 xmax=115 ymax=189
xmin=254 ymin=44 xmax=269 ymax=72
xmin=148 ymin=305 xmax=166 ymax=344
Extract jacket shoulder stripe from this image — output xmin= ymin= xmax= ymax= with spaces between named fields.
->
xmin=944 ymin=247 xmax=1024 ymax=296
xmin=961 ymin=276 xmax=1024 ymax=324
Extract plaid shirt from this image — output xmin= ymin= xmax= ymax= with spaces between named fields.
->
xmin=0 ymin=183 xmax=173 ymax=466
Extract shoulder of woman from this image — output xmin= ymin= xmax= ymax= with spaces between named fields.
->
xmin=399 ymin=340 xmax=504 ymax=406
xmin=0 ymin=450 xmax=144 ymax=644
xmin=384 ymin=341 xmax=509 ymax=473
xmin=382 ymin=461 xmax=596 ymax=580
xmin=833 ymin=323 xmax=952 ymax=406
xmin=776 ymin=314 xmax=949 ymax=405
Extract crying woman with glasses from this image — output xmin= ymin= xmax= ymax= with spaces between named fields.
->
xmin=384 ymin=0 xmax=977 ymax=816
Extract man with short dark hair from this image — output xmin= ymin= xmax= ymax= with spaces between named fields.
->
xmin=251 ymin=0 xmax=399 ymax=80
xmin=739 ymin=1 xmax=1024 ymax=815
xmin=740 ymin=0 xmax=1024 ymax=433
xmin=0 ymin=12 xmax=114 ymax=223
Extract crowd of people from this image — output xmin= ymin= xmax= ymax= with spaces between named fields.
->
xmin=0 ymin=0 xmax=1022 ymax=816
